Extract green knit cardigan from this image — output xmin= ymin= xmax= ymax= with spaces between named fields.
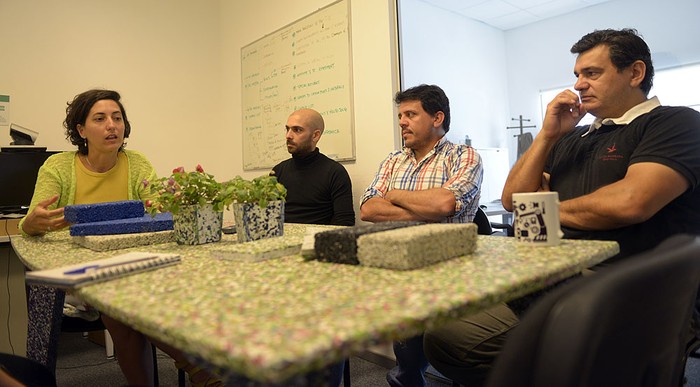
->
xmin=19 ymin=150 xmax=158 ymax=235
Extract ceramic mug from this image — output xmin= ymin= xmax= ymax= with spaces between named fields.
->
xmin=512 ymin=192 xmax=563 ymax=246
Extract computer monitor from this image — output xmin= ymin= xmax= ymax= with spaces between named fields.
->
xmin=0 ymin=150 xmax=58 ymax=214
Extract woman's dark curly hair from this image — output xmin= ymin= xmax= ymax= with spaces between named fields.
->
xmin=64 ymin=89 xmax=131 ymax=155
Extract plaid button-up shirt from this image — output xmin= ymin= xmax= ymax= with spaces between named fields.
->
xmin=361 ymin=136 xmax=483 ymax=223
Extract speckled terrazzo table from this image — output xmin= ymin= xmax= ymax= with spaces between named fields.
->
xmin=12 ymin=224 xmax=619 ymax=382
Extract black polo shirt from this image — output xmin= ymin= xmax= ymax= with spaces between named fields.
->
xmin=545 ymin=105 xmax=700 ymax=260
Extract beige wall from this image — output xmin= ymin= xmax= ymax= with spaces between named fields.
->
xmin=0 ymin=0 xmax=223 ymax=175
xmin=0 ymin=0 xmax=400 ymax=223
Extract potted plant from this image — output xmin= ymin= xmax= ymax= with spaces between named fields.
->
xmin=229 ymin=175 xmax=287 ymax=242
xmin=145 ymin=165 xmax=234 ymax=245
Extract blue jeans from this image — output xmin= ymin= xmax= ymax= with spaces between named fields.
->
xmin=329 ymin=360 xmax=344 ymax=387
xmin=387 ymin=334 xmax=429 ymax=387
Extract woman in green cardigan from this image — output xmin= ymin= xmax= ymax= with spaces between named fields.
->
xmin=21 ymin=89 xmax=220 ymax=386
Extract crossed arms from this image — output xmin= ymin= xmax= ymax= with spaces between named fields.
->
xmin=503 ymin=151 xmax=687 ymax=230
xmin=360 ymin=188 xmax=456 ymax=222
xmin=360 ymin=145 xmax=482 ymax=223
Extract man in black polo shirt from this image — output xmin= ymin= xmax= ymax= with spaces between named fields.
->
xmin=423 ymin=28 xmax=700 ymax=386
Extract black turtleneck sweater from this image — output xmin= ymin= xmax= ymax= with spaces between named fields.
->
xmin=272 ymin=148 xmax=355 ymax=226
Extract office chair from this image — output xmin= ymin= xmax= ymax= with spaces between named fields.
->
xmin=0 ymin=352 xmax=57 ymax=387
xmin=681 ymin=284 xmax=700 ymax=386
xmin=473 ymin=207 xmax=512 ymax=236
xmin=485 ymin=234 xmax=700 ymax=387
xmin=60 ymin=315 xmax=114 ymax=357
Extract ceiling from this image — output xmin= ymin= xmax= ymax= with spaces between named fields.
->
xmin=418 ymin=0 xmax=613 ymax=30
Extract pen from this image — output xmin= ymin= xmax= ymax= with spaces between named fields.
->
xmin=63 ymin=255 xmax=158 ymax=275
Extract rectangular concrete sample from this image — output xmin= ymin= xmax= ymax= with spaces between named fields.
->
xmin=64 ymin=200 xmax=145 ymax=223
xmin=72 ymin=230 xmax=175 ymax=251
xmin=314 ymin=221 xmax=423 ymax=265
xmin=357 ymin=223 xmax=478 ymax=270
xmin=69 ymin=213 xmax=173 ymax=236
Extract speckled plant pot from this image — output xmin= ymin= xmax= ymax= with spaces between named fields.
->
xmin=233 ymin=200 xmax=284 ymax=243
xmin=173 ymin=204 xmax=223 ymax=245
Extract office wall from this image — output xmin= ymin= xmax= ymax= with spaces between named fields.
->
xmin=0 ymin=0 xmax=400 ymax=223
xmin=398 ymin=0 xmax=510 ymax=150
xmin=0 ymin=0 xmax=224 ymax=177
xmin=220 ymin=0 xmax=399 ymax=223
xmin=504 ymin=0 xmax=700 ymax=163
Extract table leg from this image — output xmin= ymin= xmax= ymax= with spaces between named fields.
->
xmin=26 ymin=285 xmax=65 ymax=374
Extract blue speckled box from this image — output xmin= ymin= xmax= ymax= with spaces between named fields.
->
xmin=69 ymin=213 xmax=173 ymax=236
xmin=64 ymin=200 xmax=145 ymax=224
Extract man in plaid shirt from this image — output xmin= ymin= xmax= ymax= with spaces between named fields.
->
xmin=360 ymin=84 xmax=483 ymax=386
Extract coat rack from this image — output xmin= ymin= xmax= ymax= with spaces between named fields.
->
xmin=507 ymin=115 xmax=537 ymax=159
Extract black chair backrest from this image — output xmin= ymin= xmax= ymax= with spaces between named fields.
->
xmin=486 ymin=234 xmax=700 ymax=387
xmin=0 ymin=353 xmax=57 ymax=387
xmin=473 ymin=207 xmax=493 ymax=235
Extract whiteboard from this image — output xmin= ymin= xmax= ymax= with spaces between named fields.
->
xmin=241 ymin=0 xmax=354 ymax=170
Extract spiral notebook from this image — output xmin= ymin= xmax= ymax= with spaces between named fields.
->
xmin=25 ymin=252 xmax=181 ymax=289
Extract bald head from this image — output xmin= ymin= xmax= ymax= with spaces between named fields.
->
xmin=285 ymin=108 xmax=324 ymax=157
xmin=290 ymin=108 xmax=325 ymax=134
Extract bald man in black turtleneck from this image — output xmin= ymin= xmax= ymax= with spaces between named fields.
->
xmin=271 ymin=108 xmax=355 ymax=226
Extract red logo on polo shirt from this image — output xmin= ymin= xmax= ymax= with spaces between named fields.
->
xmin=601 ymin=143 xmax=623 ymax=161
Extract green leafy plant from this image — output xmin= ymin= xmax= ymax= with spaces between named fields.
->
xmin=228 ymin=175 xmax=287 ymax=208
xmin=144 ymin=165 xmax=235 ymax=215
